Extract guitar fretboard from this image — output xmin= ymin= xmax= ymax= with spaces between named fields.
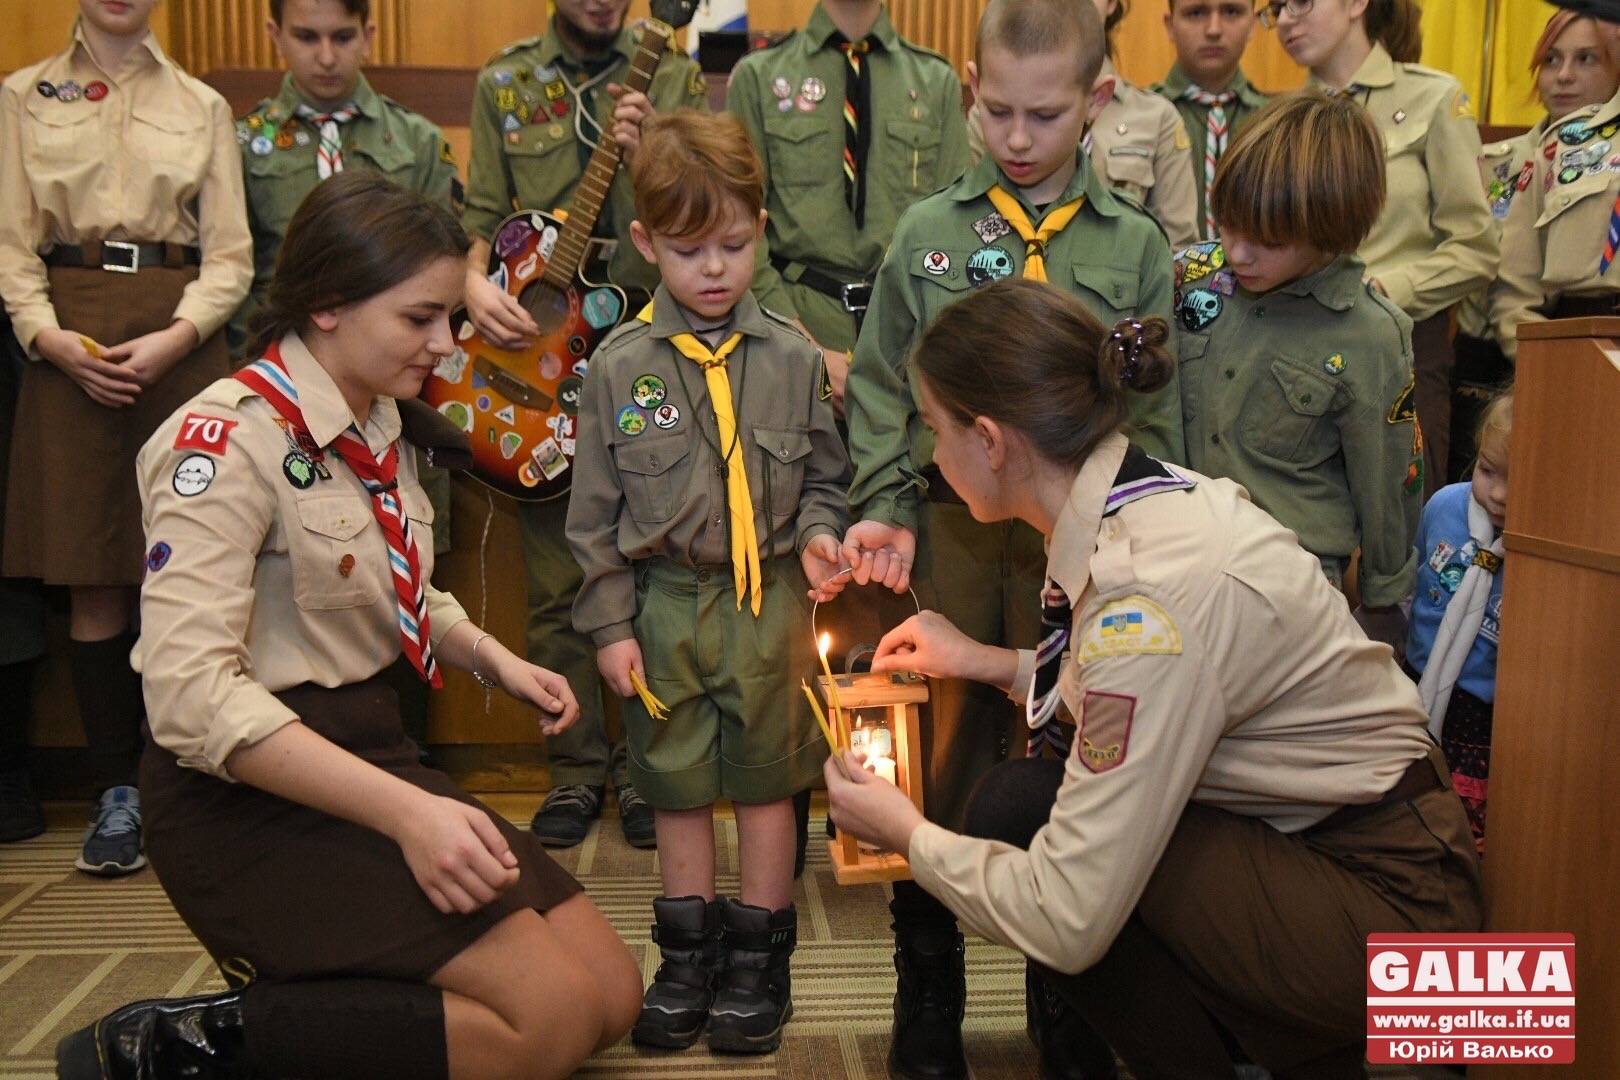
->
xmin=541 ymin=22 xmax=672 ymax=288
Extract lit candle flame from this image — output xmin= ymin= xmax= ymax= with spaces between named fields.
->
xmin=818 ymin=632 xmax=831 ymax=658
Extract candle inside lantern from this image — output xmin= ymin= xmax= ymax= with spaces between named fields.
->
xmin=852 ymin=721 xmax=898 ymax=786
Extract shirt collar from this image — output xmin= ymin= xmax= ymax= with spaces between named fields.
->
xmin=540 ymin=14 xmax=636 ymax=69
xmin=1342 ymin=42 xmax=1396 ymax=90
xmin=645 ymin=284 xmax=771 ymax=341
xmin=1044 ymin=433 xmax=1130 ymax=604
xmin=1162 ymin=64 xmax=1266 ymax=106
xmin=950 ymin=148 xmax=1122 ymax=220
xmin=277 ymin=332 xmax=402 ymax=452
xmin=1582 ymin=86 xmax=1620 ymax=130
xmin=273 ymin=71 xmax=380 ymax=120
xmin=1272 ymin=254 xmax=1366 ymax=313
xmin=806 ymin=2 xmax=900 ymax=51
xmin=71 ymin=18 xmax=167 ymax=79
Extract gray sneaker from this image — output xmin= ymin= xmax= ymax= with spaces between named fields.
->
xmin=529 ymin=784 xmax=603 ymax=847
xmin=75 ymin=785 xmax=146 ymax=876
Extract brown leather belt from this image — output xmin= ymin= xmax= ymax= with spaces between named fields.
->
xmin=919 ymin=463 xmax=965 ymax=505
xmin=45 ymin=241 xmax=202 ymax=273
xmin=1311 ymin=748 xmax=1446 ymax=833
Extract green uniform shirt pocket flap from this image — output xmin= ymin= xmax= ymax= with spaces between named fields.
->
xmin=1538 ymin=172 xmax=1614 ymax=226
xmin=885 ymin=119 xmax=941 ymax=149
xmin=1072 ymin=264 xmax=1141 ymax=311
xmin=613 ymin=433 xmax=690 ymax=477
xmin=1269 ymin=360 xmax=1341 ymax=416
xmin=296 ymin=494 xmax=373 ymax=541
xmin=245 ymin=145 xmax=312 ymax=178
xmin=752 ymin=425 xmax=812 ymax=464
xmin=504 ymin=123 xmax=577 ymax=158
xmin=764 ymin=116 xmax=832 ymax=145
xmin=908 ymin=247 xmax=975 ymax=290
xmin=361 ymin=128 xmax=418 ymax=173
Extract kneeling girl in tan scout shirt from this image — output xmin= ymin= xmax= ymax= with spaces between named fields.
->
xmin=0 ymin=0 xmax=252 ymax=877
xmin=56 ymin=173 xmax=642 ymax=1080
xmin=827 ymin=279 xmax=1482 ymax=1080
xmin=565 ymin=113 xmax=849 ymax=1055
xmin=1178 ymin=93 xmax=1419 ymax=650
xmin=1272 ymin=0 xmax=1498 ymax=502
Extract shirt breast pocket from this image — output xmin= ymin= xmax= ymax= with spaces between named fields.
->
xmin=401 ymin=485 xmax=437 ymax=579
xmin=883 ymin=120 xmax=943 ymax=195
xmin=292 ymin=493 xmax=382 ymax=611
xmin=749 ymin=425 xmax=812 ymax=520
xmin=906 ymin=246 xmax=977 ymax=322
xmin=1071 ymin=264 xmax=1141 ymax=320
xmin=1537 ymin=170 xmax=1613 ymax=234
xmin=1240 ymin=359 xmax=1344 ymax=462
xmin=23 ymin=99 xmax=94 ymax=166
xmin=132 ymin=102 xmax=208 ymax=172
xmin=1101 ymin=147 xmax=1155 ymax=199
xmin=763 ymin=115 xmax=834 ymax=188
xmin=505 ymin=125 xmax=578 ymax=204
xmin=1381 ymin=120 xmax=1430 ymax=202
xmin=613 ymin=432 xmax=692 ymax=524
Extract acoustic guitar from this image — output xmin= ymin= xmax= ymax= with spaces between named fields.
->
xmin=422 ymin=21 xmax=672 ymax=502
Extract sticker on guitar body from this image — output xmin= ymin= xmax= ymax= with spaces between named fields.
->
xmin=532 ymin=438 xmax=568 ymax=480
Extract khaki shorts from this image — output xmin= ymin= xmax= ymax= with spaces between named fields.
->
xmin=627 ymin=557 xmax=828 ymax=809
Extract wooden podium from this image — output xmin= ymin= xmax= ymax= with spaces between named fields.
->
xmin=1476 ymin=318 xmax=1620 ymax=1078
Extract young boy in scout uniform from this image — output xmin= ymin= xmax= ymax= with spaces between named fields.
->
xmin=232 ymin=0 xmax=462 ymax=567
xmin=1182 ymin=93 xmax=1419 ymax=643
xmin=842 ymin=0 xmax=1181 ymax=1075
xmin=565 ymin=112 xmax=848 ymax=1054
xmin=461 ymin=0 xmax=709 ymax=849
xmin=1151 ymin=0 xmax=1269 ymax=240
xmin=727 ymin=0 xmax=970 ymax=394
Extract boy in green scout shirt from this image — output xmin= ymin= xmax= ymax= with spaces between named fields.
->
xmin=726 ymin=0 xmax=970 ymax=403
xmin=460 ymin=0 xmax=708 ymax=851
xmin=841 ymin=0 xmax=1180 ymax=1076
xmin=230 ymin=0 xmax=462 ymax=358
xmin=1181 ymin=93 xmax=1418 ymax=645
xmin=565 ymin=112 xmax=848 ymax=1055
xmin=1151 ymin=0 xmax=1269 ymax=240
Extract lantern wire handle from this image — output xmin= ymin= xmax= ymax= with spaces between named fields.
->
xmin=810 ymin=566 xmax=922 ymax=657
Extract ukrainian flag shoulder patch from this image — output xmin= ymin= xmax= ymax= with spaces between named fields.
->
xmin=1078 ymin=596 xmax=1183 ymax=661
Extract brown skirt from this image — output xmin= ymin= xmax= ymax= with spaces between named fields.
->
xmin=140 ymin=675 xmax=583 ymax=984
xmin=3 ymin=265 xmax=230 ymax=585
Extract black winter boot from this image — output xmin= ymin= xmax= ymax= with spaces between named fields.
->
xmin=1025 ymin=962 xmax=1118 ymax=1079
xmin=55 ymin=989 xmax=254 ymax=1079
xmin=708 ymin=898 xmax=796 ymax=1054
xmin=632 ymin=895 xmax=724 ymax=1049
xmin=887 ymin=925 xmax=968 ymax=1080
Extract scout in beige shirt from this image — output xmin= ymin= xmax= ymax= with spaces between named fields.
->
xmin=831 ymin=279 xmax=1482 ymax=1078
xmin=0 ymin=4 xmax=251 ymax=878
xmin=62 ymin=171 xmax=644 ymax=1080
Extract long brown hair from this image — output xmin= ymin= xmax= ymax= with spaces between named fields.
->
xmin=247 ymin=171 xmax=469 ymax=358
xmin=912 ymin=279 xmax=1173 ymax=470
xmin=1366 ymin=0 xmax=1423 ymax=64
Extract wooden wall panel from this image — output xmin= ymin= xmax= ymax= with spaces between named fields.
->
xmin=165 ymin=0 xmax=407 ymax=75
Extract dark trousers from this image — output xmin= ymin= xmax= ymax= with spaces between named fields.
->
xmin=1411 ymin=313 xmax=1454 ymax=503
xmin=958 ymin=749 xmax=1483 ymax=1079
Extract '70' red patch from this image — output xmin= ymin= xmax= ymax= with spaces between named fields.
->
xmin=172 ymin=412 xmax=238 ymax=455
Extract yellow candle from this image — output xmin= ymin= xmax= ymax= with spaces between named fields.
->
xmin=816 ymin=632 xmax=843 ymax=719
xmin=800 ymin=680 xmax=839 ymax=754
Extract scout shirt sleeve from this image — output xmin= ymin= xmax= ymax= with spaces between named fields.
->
xmin=1123 ymin=235 xmax=1187 ymax=465
xmin=412 ymin=118 xmax=464 ymax=217
xmin=1375 ymin=88 xmax=1499 ymax=317
xmin=135 ymin=405 xmax=297 ymax=782
xmin=425 ymin=582 xmax=470 ymax=645
xmin=172 ymin=92 xmax=254 ymax=341
xmin=844 ymin=220 xmax=925 ymax=531
xmin=464 ymin=70 xmax=515 ymax=242
xmin=564 ymin=341 xmax=637 ymax=646
xmin=794 ymin=341 xmax=853 ymax=552
xmin=908 ymin=587 xmax=1226 ymax=975
xmin=677 ymin=53 xmax=712 ymax=111
xmin=965 ymin=101 xmax=986 ymax=165
xmin=726 ymin=65 xmax=801 ymax=320
xmin=1486 ymin=150 xmax=1548 ymax=364
xmin=1148 ymin=105 xmax=1199 ymax=249
xmin=1340 ymin=312 xmax=1420 ymax=607
xmin=0 ymin=76 xmax=58 ymax=354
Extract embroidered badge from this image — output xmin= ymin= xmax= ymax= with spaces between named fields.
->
xmin=1516 ymin=161 xmax=1534 ymax=192
xmin=617 ymin=405 xmax=647 ymax=436
xmin=282 ymin=452 xmax=316 ymax=490
xmin=922 ymin=250 xmax=951 ymax=275
xmin=1177 ymin=241 xmax=1224 ymax=286
xmin=145 ymin=542 xmax=172 ymax=573
xmin=1077 ymin=690 xmax=1135 ymax=774
xmin=1558 ymin=121 xmax=1590 ymax=146
xmin=971 ymin=211 xmax=1012 ymax=244
xmin=818 ymin=358 xmax=834 ymax=401
xmin=1428 ymin=540 xmax=1456 ymax=573
xmin=172 ymin=454 xmax=217 ymax=497
xmin=1452 ymin=90 xmax=1473 ymax=120
xmin=688 ymin=69 xmax=706 ymax=97
xmin=653 ymin=403 xmax=681 ymax=429
xmin=632 ymin=374 xmax=667 ymax=409
xmin=966 ymin=246 xmax=1015 ymax=286
xmin=173 ymin=412 xmax=238 ymax=456
xmin=1177 ymin=288 xmax=1222 ymax=333
xmin=1387 ymin=374 xmax=1416 ymax=424
xmin=1078 ymin=596 xmax=1183 ymax=662
xmin=1207 ymin=269 xmax=1237 ymax=297
xmin=1322 ymin=353 xmax=1346 ymax=376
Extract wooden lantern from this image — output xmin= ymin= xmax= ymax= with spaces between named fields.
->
xmin=818 ymin=670 xmax=928 ymax=885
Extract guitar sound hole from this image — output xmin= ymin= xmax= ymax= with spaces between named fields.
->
xmin=519 ymin=281 xmax=572 ymax=335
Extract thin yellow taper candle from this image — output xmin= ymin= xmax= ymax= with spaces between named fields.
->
xmin=816 ymin=632 xmax=843 ymax=721
xmin=800 ymin=680 xmax=839 ymax=754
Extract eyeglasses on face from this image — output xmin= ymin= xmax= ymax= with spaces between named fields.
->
xmin=1258 ymin=0 xmax=1313 ymax=29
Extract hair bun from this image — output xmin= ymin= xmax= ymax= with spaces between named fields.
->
xmin=1102 ymin=315 xmax=1171 ymax=393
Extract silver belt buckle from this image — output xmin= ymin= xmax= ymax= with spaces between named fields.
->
xmin=102 ymin=240 xmax=140 ymax=274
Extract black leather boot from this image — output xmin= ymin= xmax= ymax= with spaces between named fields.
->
xmin=1025 ymin=963 xmax=1118 ymax=1079
xmin=55 ymin=989 xmax=254 ymax=1079
xmin=632 ymin=895 xmax=724 ymax=1049
xmin=887 ymin=927 xmax=968 ymax=1080
xmin=708 ymin=899 xmax=797 ymax=1054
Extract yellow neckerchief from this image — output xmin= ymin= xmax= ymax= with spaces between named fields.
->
xmin=637 ymin=302 xmax=762 ymax=616
xmin=984 ymin=187 xmax=1085 ymax=282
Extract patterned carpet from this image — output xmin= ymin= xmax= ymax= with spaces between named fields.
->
xmin=0 ymin=798 xmax=1041 ymax=1079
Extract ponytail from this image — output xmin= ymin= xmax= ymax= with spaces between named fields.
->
xmin=910 ymin=279 xmax=1173 ymax=471
xmin=1367 ymin=0 xmax=1423 ymax=64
